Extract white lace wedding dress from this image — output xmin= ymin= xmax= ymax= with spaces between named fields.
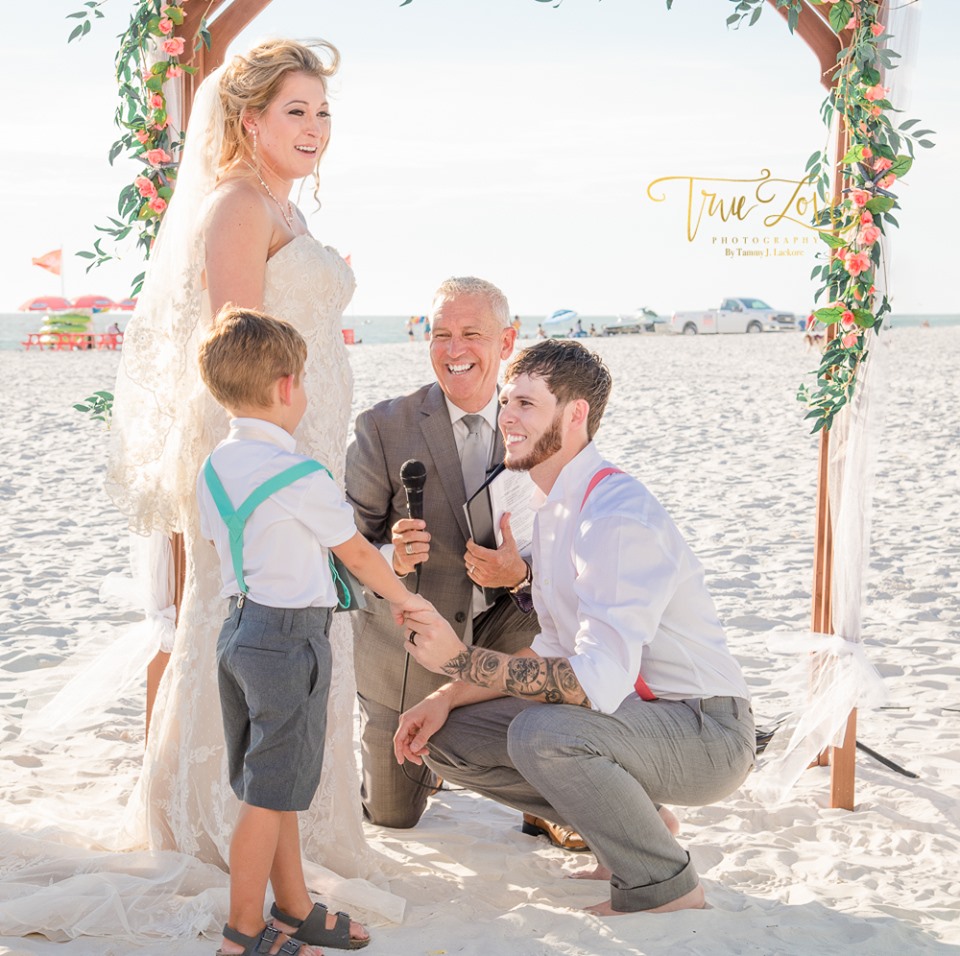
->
xmin=123 ymin=233 xmax=364 ymax=869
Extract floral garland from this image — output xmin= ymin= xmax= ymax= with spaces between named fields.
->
xmin=686 ymin=0 xmax=932 ymax=431
xmin=71 ymin=0 xmax=932 ymax=432
xmin=68 ymin=0 xmax=206 ymax=293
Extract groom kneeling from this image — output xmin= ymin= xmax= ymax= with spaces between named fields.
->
xmin=395 ymin=339 xmax=755 ymax=913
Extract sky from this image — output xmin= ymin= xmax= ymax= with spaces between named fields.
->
xmin=0 ymin=0 xmax=953 ymax=317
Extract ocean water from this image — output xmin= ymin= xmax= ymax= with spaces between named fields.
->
xmin=2 ymin=311 xmax=958 ymax=351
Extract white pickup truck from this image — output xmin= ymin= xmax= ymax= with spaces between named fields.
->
xmin=668 ymin=298 xmax=797 ymax=335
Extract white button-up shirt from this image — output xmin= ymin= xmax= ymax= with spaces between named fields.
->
xmin=530 ymin=442 xmax=749 ymax=714
xmin=197 ymin=418 xmax=357 ymax=608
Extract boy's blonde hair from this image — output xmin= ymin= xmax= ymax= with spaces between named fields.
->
xmin=199 ymin=306 xmax=307 ymax=409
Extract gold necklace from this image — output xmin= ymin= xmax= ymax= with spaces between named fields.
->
xmin=244 ymin=161 xmax=295 ymax=228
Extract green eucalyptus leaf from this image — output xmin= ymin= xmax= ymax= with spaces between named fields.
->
xmin=815 ymin=307 xmax=845 ymax=325
xmin=817 ymin=231 xmax=847 ymax=249
xmin=865 ymin=196 xmax=894 ymax=213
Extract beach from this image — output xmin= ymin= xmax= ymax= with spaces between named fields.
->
xmin=1 ymin=328 xmax=958 ymax=955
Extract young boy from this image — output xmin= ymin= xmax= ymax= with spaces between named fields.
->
xmin=197 ymin=307 xmax=426 ymax=956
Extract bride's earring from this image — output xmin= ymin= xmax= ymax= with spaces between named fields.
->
xmin=251 ymin=128 xmax=258 ymax=163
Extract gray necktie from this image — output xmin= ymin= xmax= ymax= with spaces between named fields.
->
xmin=460 ymin=414 xmax=488 ymax=500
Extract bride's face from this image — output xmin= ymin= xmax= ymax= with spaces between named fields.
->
xmin=250 ymin=71 xmax=331 ymax=182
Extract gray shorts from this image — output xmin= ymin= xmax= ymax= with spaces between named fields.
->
xmin=217 ymin=597 xmax=333 ymax=811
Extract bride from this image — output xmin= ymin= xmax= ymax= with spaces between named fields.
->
xmin=101 ymin=38 xmax=382 ymax=942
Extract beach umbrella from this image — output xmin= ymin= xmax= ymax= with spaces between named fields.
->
xmin=72 ymin=294 xmax=116 ymax=311
xmin=116 ymin=297 xmax=138 ymax=311
xmin=18 ymin=295 xmax=71 ymax=312
xmin=544 ymin=309 xmax=578 ymax=325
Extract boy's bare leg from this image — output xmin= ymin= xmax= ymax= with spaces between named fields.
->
xmin=269 ymin=812 xmax=370 ymax=945
xmin=221 ymin=804 xmax=313 ymax=955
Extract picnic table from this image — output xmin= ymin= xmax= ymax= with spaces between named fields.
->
xmin=21 ymin=332 xmax=123 ymax=351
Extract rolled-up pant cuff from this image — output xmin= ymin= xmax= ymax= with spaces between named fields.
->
xmin=610 ymin=852 xmax=699 ymax=912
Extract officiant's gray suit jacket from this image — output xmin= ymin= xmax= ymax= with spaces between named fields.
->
xmin=346 ymin=382 xmax=539 ymax=712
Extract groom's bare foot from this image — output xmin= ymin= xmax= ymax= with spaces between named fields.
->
xmin=586 ymin=883 xmax=706 ymax=916
xmin=658 ymin=805 xmax=680 ymax=836
xmin=568 ymin=807 xmax=680 ymax=881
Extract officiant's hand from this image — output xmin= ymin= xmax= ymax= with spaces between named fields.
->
xmin=392 ymin=518 xmax=431 ymax=576
xmin=464 ymin=512 xmax=528 ymax=589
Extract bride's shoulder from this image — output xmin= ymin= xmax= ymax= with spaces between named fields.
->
xmin=203 ymin=177 xmax=272 ymax=240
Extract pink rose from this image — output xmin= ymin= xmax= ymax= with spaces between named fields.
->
xmin=879 ymin=173 xmax=896 ymax=189
xmin=873 ymin=157 xmax=893 ymax=173
xmin=841 ymin=310 xmax=855 ymax=327
xmin=850 ymin=189 xmax=870 ymax=207
xmin=844 ymin=251 xmax=871 ymax=277
xmin=871 ymin=22 xmax=884 ymax=37
xmin=166 ymin=64 xmax=182 ymax=79
xmin=841 ymin=332 xmax=859 ymax=349
xmin=860 ymin=209 xmax=873 ymax=224
xmin=144 ymin=147 xmax=172 ymax=166
xmin=870 ymin=106 xmax=882 ymax=117
xmin=158 ymin=17 xmax=174 ymax=35
xmin=149 ymin=92 xmax=164 ymax=110
xmin=148 ymin=196 xmax=168 ymax=214
xmin=135 ymin=175 xmax=158 ymax=198
xmin=859 ymin=224 xmax=881 ymax=245
xmin=864 ymin=83 xmax=887 ymax=102
xmin=161 ymin=36 xmax=185 ymax=56
xmin=861 ymin=146 xmax=872 ymax=159
xmin=135 ymin=129 xmax=150 ymax=145
xmin=845 ymin=16 xmax=858 ymax=30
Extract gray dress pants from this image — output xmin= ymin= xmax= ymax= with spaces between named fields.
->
xmin=424 ymin=693 xmax=755 ymax=911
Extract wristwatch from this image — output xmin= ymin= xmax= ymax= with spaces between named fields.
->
xmin=509 ymin=561 xmax=532 ymax=593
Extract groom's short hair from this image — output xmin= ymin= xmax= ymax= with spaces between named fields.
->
xmin=504 ymin=339 xmax=612 ymax=439
xmin=199 ymin=305 xmax=307 ymax=409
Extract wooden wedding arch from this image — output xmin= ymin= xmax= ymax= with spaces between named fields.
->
xmin=152 ymin=0 xmax=863 ymax=809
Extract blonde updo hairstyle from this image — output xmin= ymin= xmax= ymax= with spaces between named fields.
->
xmin=218 ymin=38 xmax=340 ymax=201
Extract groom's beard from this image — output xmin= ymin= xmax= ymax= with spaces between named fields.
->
xmin=504 ymin=411 xmax=563 ymax=473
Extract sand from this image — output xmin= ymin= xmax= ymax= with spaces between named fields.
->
xmin=1 ymin=328 xmax=958 ymax=955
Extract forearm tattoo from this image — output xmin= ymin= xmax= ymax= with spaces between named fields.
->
xmin=441 ymin=647 xmax=591 ymax=708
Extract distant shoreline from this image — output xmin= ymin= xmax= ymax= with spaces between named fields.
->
xmin=2 ymin=311 xmax=958 ymax=351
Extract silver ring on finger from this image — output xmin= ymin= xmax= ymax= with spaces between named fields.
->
xmin=468 ymin=564 xmax=476 ymax=576
xmin=405 ymin=542 xmax=414 ymax=555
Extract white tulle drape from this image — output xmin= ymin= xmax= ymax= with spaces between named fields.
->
xmin=758 ymin=1 xmax=919 ymax=802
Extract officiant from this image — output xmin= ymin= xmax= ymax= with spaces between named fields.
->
xmin=346 ymin=276 xmax=546 ymax=832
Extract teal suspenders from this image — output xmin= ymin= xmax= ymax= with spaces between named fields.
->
xmin=203 ymin=457 xmax=353 ymax=610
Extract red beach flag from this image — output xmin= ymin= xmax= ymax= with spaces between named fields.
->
xmin=32 ymin=249 xmax=62 ymax=276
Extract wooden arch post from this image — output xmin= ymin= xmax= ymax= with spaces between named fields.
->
xmin=144 ymin=0 xmax=274 ymax=740
xmin=768 ymin=0 xmax=863 ymax=811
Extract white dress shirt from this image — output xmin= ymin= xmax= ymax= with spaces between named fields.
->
xmin=530 ymin=442 xmax=750 ymax=714
xmin=197 ymin=418 xmax=357 ymax=608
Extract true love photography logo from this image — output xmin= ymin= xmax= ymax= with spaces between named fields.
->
xmin=645 ymin=169 xmax=827 ymax=260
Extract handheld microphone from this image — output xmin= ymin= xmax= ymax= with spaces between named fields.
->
xmin=400 ymin=459 xmax=426 ymax=522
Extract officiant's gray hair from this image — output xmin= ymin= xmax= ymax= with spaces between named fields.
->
xmin=432 ymin=276 xmax=510 ymax=328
